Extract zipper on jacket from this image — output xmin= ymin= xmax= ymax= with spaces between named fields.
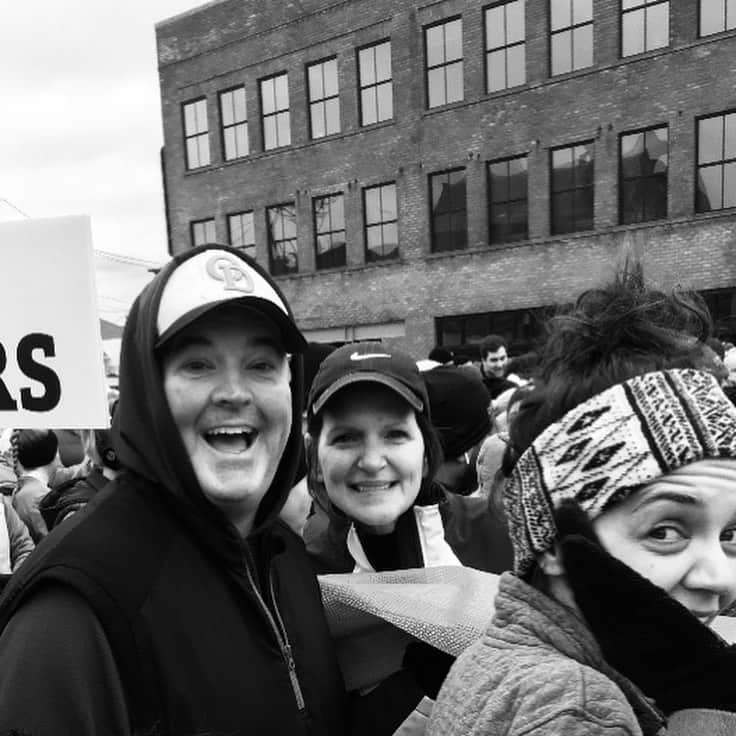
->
xmin=268 ymin=573 xmax=306 ymax=711
xmin=242 ymin=551 xmax=306 ymax=712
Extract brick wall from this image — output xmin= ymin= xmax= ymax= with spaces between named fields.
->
xmin=156 ymin=0 xmax=736 ymax=359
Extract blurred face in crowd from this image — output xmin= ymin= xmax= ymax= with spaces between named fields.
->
xmin=593 ymin=458 xmax=736 ymax=624
xmin=315 ymin=383 xmax=427 ymax=534
xmin=482 ymin=347 xmax=508 ymax=378
xmin=162 ymin=306 xmax=292 ymax=535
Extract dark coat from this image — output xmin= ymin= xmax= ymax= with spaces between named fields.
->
xmin=0 ymin=245 xmax=347 ymax=736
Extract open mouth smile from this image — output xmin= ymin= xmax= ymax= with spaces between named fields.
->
xmin=204 ymin=426 xmax=257 ymax=454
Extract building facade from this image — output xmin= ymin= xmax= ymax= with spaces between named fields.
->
xmin=156 ymin=0 xmax=736 ymax=357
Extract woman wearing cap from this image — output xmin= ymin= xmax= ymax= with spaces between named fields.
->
xmin=305 ymin=341 xmax=508 ymax=575
xmin=428 ymin=267 xmax=736 ymax=736
xmin=303 ymin=341 xmax=507 ymax=735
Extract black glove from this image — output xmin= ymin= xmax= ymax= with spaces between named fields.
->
xmin=402 ymin=640 xmax=455 ymax=699
xmin=554 ymin=500 xmax=736 ymax=715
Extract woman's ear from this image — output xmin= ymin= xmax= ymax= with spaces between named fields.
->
xmin=422 ymin=454 xmax=429 ymax=478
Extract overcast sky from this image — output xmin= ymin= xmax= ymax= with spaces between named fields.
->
xmin=1 ymin=0 xmax=205 ymax=324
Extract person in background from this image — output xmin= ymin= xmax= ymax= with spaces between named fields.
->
xmin=0 ymin=496 xmax=35 ymax=593
xmin=430 ymin=266 xmax=736 ymax=735
xmin=54 ymin=429 xmax=85 ymax=467
xmin=479 ymin=335 xmax=517 ymax=399
xmin=12 ymin=429 xmax=60 ymax=542
xmin=422 ymin=362 xmax=493 ymax=496
xmin=39 ymin=424 xmax=121 ymax=530
xmin=502 ymin=351 xmax=539 ymax=388
xmin=0 ymin=244 xmax=346 ymax=736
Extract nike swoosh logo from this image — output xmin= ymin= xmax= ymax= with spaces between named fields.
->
xmin=350 ymin=352 xmax=392 ymax=361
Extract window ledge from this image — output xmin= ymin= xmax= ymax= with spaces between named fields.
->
xmin=272 ymin=256 xmax=404 ymax=281
xmin=180 ymin=120 xmax=396 ymax=176
xmin=424 ymin=98 xmax=466 ymax=116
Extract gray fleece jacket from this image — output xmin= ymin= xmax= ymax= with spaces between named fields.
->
xmin=428 ymin=572 xmax=736 ymax=736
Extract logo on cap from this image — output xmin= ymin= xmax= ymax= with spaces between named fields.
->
xmin=350 ymin=351 xmax=392 ymax=361
xmin=205 ymin=255 xmax=254 ymax=294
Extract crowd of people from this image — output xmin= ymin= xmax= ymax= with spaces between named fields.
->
xmin=1 ymin=245 xmax=736 ymax=734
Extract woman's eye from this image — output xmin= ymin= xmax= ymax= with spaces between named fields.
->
xmin=182 ymin=359 xmax=211 ymax=373
xmin=331 ymin=433 xmax=356 ymax=444
xmin=647 ymin=525 xmax=685 ymax=543
xmin=385 ymin=428 xmax=410 ymax=441
xmin=721 ymin=527 xmax=736 ymax=546
xmin=251 ymin=361 xmax=275 ymax=372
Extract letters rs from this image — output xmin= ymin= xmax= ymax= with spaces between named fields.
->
xmin=0 ymin=333 xmax=62 ymax=412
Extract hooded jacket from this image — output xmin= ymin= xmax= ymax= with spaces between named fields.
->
xmin=0 ymin=245 xmax=347 ymax=736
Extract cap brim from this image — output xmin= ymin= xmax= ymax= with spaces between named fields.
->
xmin=311 ymin=372 xmax=424 ymax=415
xmin=155 ymin=297 xmax=307 ymax=353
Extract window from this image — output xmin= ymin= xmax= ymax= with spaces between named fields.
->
xmin=191 ymin=218 xmax=216 ymax=247
xmin=219 ymin=87 xmax=248 ymax=160
xmin=621 ymin=0 xmax=669 ymax=57
xmin=228 ymin=211 xmax=255 ymax=259
xmin=701 ymin=287 xmax=736 ymax=339
xmin=436 ymin=306 xmax=554 ymax=357
xmin=313 ymin=194 xmax=346 ymax=270
xmin=487 ymin=155 xmax=528 ymax=243
xmin=260 ymin=73 xmax=290 ymax=150
xmin=425 ymin=18 xmax=463 ymax=108
xmin=700 ymin=0 xmax=736 ymax=35
xmin=485 ymin=1 xmax=526 ymax=92
xmin=430 ymin=169 xmax=467 ymax=252
xmin=358 ymin=41 xmax=393 ymax=126
xmin=551 ymin=142 xmax=594 ymax=234
xmin=307 ymin=58 xmax=340 ymax=139
xmin=363 ymin=183 xmax=398 ymax=262
xmin=267 ymin=204 xmax=298 ymax=276
xmin=183 ymin=98 xmax=210 ymax=169
xmin=696 ymin=112 xmax=736 ymax=212
xmin=551 ymin=0 xmax=593 ymax=75
xmin=619 ymin=125 xmax=668 ymax=224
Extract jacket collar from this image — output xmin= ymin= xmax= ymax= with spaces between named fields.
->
xmin=346 ymin=504 xmax=461 ymax=573
xmin=494 ymin=573 xmax=666 ymax=736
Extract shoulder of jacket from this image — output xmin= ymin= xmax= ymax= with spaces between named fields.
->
xmin=435 ymin=640 xmax=640 ymax=736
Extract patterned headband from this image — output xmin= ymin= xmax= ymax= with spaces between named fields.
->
xmin=504 ymin=369 xmax=736 ymax=576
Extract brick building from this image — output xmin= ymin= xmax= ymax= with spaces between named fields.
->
xmin=156 ymin=0 xmax=736 ymax=358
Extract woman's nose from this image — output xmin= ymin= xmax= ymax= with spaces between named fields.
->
xmin=357 ymin=440 xmax=386 ymax=472
xmin=685 ymin=543 xmax=736 ymax=600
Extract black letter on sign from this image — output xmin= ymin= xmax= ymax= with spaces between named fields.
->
xmin=0 ymin=343 xmax=18 ymax=410
xmin=17 ymin=333 xmax=61 ymax=412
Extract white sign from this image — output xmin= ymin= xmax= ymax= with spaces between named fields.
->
xmin=0 ymin=216 xmax=108 ymax=429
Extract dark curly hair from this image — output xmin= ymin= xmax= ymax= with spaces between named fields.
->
xmin=507 ymin=262 xmax=714 ymax=465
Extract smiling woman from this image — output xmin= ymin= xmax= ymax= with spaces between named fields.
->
xmin=303 ymin=341 xmax=508 ymax=734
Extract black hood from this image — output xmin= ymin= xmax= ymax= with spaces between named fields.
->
xmin=111 ymin=244 xmax=305 ymax=564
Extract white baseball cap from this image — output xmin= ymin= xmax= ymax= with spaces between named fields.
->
xmin=155 ymin=248 xmax=306 ymax=352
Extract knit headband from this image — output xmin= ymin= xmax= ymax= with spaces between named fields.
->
xmin=504 ymin=369 xmax=736 ymax=576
